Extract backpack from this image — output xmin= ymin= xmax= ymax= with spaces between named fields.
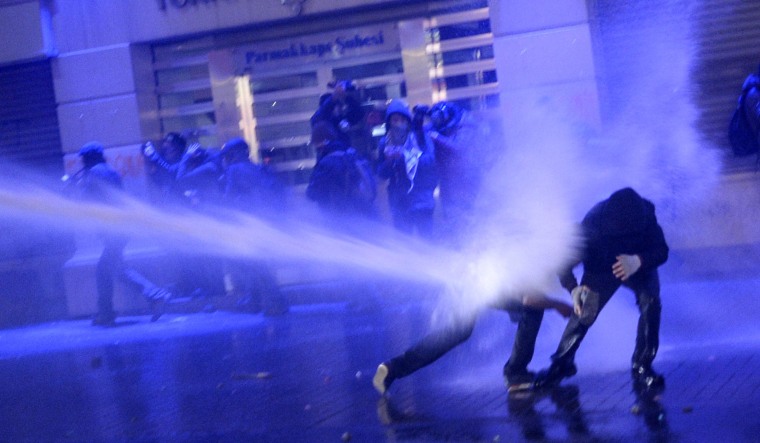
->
xmin=343 ymin=148 xmax=376 ymax=205
xmin=729 ymin=86 xmax=760 ymax=157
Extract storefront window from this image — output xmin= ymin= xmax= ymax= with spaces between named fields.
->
xmin=255 ymin=120 xmax=312 ymax=144
xmin=250 ymin=72 xmax=318 ymax=94
xmin=253 ymin=95 xmax=320 ymax=119
xmin=333 ymin=58 xmax=404 ymax=81
xmin=438 ymin=45 xmax=494 ymax=66
xmin=150 ymin=1 xmax=497 ymax=184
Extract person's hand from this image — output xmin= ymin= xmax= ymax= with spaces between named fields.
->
xmin=554 ymin=301 xmax=573 ymax=318
xmin=613 ymin=254 xmax=641 ymax=281
xmin=142 ymin=141 xmax=156 ymax=159
xmin=187 ymin=143 xmax=202 ymax=157
xmin=571 ymin=285 xmax=588 ymax=317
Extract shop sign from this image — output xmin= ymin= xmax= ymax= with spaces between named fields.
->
xmin=232 ymin=23 xmax=399 ymax=71
xmin=157 ymin=0 xmax=307 ymax=15
xmin=157 ymin=0 xmax=231 ymax=10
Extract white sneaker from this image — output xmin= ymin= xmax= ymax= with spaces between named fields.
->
xmin=373 ymin=363 xmax=391 ymax=395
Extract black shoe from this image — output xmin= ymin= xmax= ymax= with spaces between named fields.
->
xmin=505 ymin=371 xmax=536 ymax=393
xmin=632 ymin=366 xmax=665 ymax=394
xmin=534 ymin=362 xmax=577 ymax=389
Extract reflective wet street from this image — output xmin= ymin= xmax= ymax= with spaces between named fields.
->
xmin=1 ymin=275 xmax=759 ymax=442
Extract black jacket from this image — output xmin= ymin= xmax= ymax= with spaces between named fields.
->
xmin=560 ymin=188 xmax=669 ymax=290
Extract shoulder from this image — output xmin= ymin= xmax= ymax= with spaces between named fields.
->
xmin=582 ymin=201 xmax=605 ymax=227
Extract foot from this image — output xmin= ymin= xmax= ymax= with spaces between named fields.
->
xmin=632 ymin=366 xmax=665 ymax=395
xmin=373 ymin=363 xmax=394 ymax=395
xmin=505 ymin=371 xmax=536 ymax=393
xmin=534 ymin=362 xmax=577 ymax=389
xmin=149 ymin=288 xmax=172 ymax=322
xmin=236 ymin=294 xmax=262 ymax=313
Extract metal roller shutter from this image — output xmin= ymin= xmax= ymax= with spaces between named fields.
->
xmin=0 ymin=59 xmax=63 ymax=178
xmin=693 ymin=0 xmax=760 ymax=171
xmin=589 ymin=0 xmax=760 ymax=172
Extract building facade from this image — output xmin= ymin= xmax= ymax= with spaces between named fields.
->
xmin=1 ymin=0 xmax=759 ymax=319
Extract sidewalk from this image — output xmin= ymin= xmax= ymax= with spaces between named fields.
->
xmin=0 ymin=276 xmax=758 ymax=442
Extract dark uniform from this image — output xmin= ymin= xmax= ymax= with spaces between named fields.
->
xmin=377 ymin=299 xmax=545 ymax=389
xmin=75 ymin=142 xmax=170 ymax=326
xmin=536 ymin=188 xmax=669 ymax=393
xmin=220 ymin=138 xmax=288 ymax=315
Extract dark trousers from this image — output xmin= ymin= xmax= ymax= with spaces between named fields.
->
xmin=96 ymin=237 xmax=160 ymax=318
xmin=391 ymin=207 xmax=434 ymax=239
xmin=550 ymin=270 xmax=662 ymax=372
xmin=387 ymin=302 xmax=544 ymax=379
xmin=226 ymin=259 xmax=287 ymax=312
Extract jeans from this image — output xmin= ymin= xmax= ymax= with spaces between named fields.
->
xmin=387 ymin=300 xmax=544 ymax=379
xmin=550 ymin=269 xmax=661 ymax=372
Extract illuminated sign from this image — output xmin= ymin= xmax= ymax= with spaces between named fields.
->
xmin=157 ymin=0 xmax=307 ymax=14
xmin=157 ymin=0 xmax=219 ymax=10
xmin=232 ymin=23 xmax=399 ymax=71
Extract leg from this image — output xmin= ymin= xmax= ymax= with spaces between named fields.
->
xmin=388 ymin=316 xmax=477 ymax=378
xmin=411 ymin=208 xmax=435 ymax=240
xmin=504 ymin=306 xmax=543 ymax=378
xmin=536 ymin=273 xmax=619 ymax=386
xmin=628 ymin=270 xmax=662 ymax=371
xmin=113 ymin=243 xmax=170 ymax=322
xmin=374 ymin=313 xmax=478 ymax=394
xmin=252 ymin=261 xmax=288 ymax=316
xmin=626 ymin=270 xmax=664 ymax=392
xmin=504 ymin=306 xmax=544 ymax=392
xmin=391 ymin=208 xmax=414 ymax=235
xmin=120 ymin=267 xmax=164 ymax=300
xmin=227 ymin=259 xmax=262 ymax=313
xmin=551 ymin=273 xmax=619 ymax=366
xmin=94 ymin=241 xmax=122 ymax=325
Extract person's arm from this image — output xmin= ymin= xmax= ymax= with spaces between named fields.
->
xmin=522 ymin=294 xmax=573 ymax=318
xmin=637 ymin=222 xmax=669 ymax=271
xmin=144 ymin=149 xmax=180 ymax=177
xmin=176 ymin=160 xmax=219 ymax=191
xmin=374 ymin=138 xmax=402 ymax=179
xmin=558 ymin=229 xmax=584 ymax=292
xmin=429 ymin=129 xmax=463 ymax=158
xmin=559 ymin=265 xmax=579 ymax=293
xmin=342 ymin=94 xmax=364 ymax=126
xmin=311 ymin=95 xmax=339 ymax=126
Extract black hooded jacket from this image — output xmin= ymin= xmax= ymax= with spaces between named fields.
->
xmin=561 ymin=188 xmax=669 ymax=290
xmin=582 ymin=187 xmax=669 ymax=272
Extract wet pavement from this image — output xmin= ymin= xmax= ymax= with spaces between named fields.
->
xmin=1 ymin=276 xmax=759 ymax=442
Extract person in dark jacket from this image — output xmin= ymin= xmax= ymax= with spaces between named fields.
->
xmin=310 ymin=80 xmax=375 ymax=161
xmin=534 ymin=188 xmax=669 ymax=394
xmin=306 ymin=121 xmax=376 ymax=218
xmin=426 ymin=101 xmax=498 ymax=247
xmin=219 ymin=137 xmax=288 ymax=315
xmin=75 ymin=142 xmax=171 ymax=326
xmin=373 ymin=294 xmax=572 ymax=395
xmin=174 ymin=143 xmax=223 ymax=210
xmin=376 ymin=99 xmax=438 ymax=239
xmin=220 ymin=138 xmax=287 ymax=215
xmin=142 ymin=132 xmax=187 ymax=205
